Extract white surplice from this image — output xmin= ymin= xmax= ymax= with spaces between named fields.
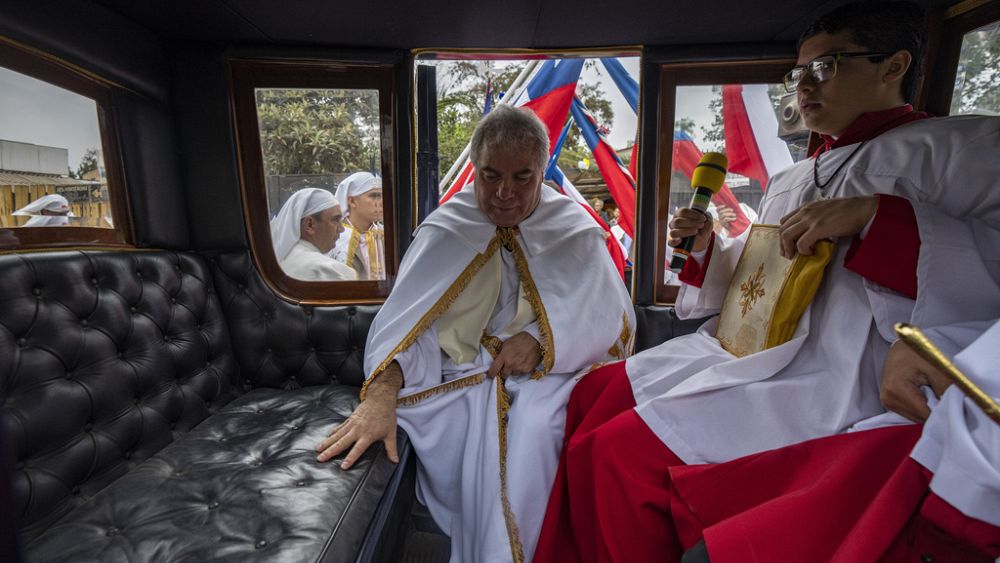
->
xmin=363 ymin=184 xmax=634 ymax=563
xmin=627 ymin=115 xmax=1000 ymax=464
xmin=279 ymin=239 xmax=357 ymax=281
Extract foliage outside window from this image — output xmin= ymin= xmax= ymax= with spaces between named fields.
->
xmin=228 ymin=58 xmax=395 ymax=303
xmin=950 ymin=21 xmax=1000 ymax=115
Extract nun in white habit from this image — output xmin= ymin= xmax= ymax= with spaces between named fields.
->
xmin=13 ymin=194 xmax=73 ymax=226
xmin=270 ymin=188 xmax=357 ymax=282
xmin=331 ymin=172 xmax=386 ymax=280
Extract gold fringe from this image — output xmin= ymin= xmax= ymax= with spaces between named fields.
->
xmin=608 ymin=342 xmax=624 ymax=360
xmin=496 ymin=375 xmax=525 ymax=563
xmin=360 ymin=235 xmax=505 ymax=400
xmin=345 ymin=224 xmax=362 ymax=275
xmin=396 ymin=373 xmax=487 ymax=407
xmin=619 ymin=312 xmax=634 ymax=356
xmin=481 ymin=333 xmax=504 ymax=359
xmin=503 ymin=227 xmax=555 ymax=380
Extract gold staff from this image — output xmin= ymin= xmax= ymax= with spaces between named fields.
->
xmin=894 ymin=323 xmax=1000 ymax=426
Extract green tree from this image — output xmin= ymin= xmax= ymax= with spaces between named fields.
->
xmin=255 ymin=88 xmax=380 ymax=176
xmin=432 ymin=60 xmax=616 ymax=179
xmin=951 ymin=22 xmax=1000 ymax=115
xmin=700 ymin=86 xmax=725 ymax=152
xmin=76 ymin=148 xmax=100 ymax=178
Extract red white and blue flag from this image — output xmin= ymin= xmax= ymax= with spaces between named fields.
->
xmin=721 ymin=84 xmax=793 ymax=190
xmin=671 ymin=130 xmax=751 ymax=236
xmin=440 ymin=59 xmax=585 ymax=203
xmin=569 ymin=95 xmax=637 ymax=239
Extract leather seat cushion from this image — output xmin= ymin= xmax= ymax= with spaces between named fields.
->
xmin=24 ymin=385 xmax=406 ymax=563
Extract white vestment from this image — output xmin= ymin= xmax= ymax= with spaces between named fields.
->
xmin=363 ymin=184 xmax=634 ymax=563
xmin=23 ymin=215 xmax=69 ymax=226
xmin=278 ymin=239 xmax=357 ymax=281
xmin=330 ymin=221 xmax=386 ymax=280
xmin=907 ymin=319 xmax=1000 ymax=528
xmin=628 ymin=115 xmax=1000 ymax=464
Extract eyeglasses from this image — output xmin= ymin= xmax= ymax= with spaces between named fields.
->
xmin=783 ymin=52 xmax=890 ymax=92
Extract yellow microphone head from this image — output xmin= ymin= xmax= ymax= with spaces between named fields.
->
xmin=691 ymin=152 xmax=728 ymax=193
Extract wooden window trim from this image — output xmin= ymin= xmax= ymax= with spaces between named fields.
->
xmin=921 ymin=0 xmax=1000 ymax=115
xmin=228 ymin=58 xmax=398 ymax=305
xmin=652 ymin=60 xmax=794 ymax=304
xmin=0 ymin=37 xmax=133 ymax=250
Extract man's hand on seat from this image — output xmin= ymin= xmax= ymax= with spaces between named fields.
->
xmin=778 ymin=196 xmax=877 ymax=258
xmin=316 ymin=362 xmax=403 ymax=470
xmin=879 ymin=340 xmax=953 ymax=423
xmin=488 ymin=331 xmax=541 ymax=378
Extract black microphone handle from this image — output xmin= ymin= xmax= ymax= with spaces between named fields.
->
xmin=670 ymin=186 xmax=716 ymax=271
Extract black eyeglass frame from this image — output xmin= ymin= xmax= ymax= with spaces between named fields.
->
xmin=783 ymin=51 xmax=891 ymax=92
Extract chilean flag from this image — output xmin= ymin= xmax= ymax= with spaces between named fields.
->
xmin=600 ymin=58 xmax=757 ymax=237
xmin=569 ymin=96 xmax=637 ymax=239
xmin=672 ymin=130 xmax=751 ymax=236
xmin=544 ymin=113 xmax=628 ymax=279
xmin=721 ymin=84 xmax=793 ymax=190
xmin=546 ymin=163 xmax=628 ymax=279
xmin=440 ymin=59 xmax=585 ymax=203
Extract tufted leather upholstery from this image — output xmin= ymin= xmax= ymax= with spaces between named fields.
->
xmin=24 ymin=385 xmax=405 ymax=563
xmin=205 ymin=251 xmax=376 ymax=390
xmin=0 ymin=251 xmax=240 ymax=541
xmin=633 ymin=305 xmax=710 ymax=353
xmin=0 ymin=250 xmax=409 ymax=562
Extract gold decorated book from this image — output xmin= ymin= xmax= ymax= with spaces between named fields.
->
xmin=716 ymin=225 xmax=835 ymax=358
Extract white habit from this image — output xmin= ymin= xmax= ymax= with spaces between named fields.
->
xmin=279 ymin=239 xmax=357 ymax=281
xmin=363 ymin=184 xmax=634 ymax=563
xmin=14 ymin=194 xmax=73 ymax=226
xmin=627 ymin=115 xmax=1000 ymax=464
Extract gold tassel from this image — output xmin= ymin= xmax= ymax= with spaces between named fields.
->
xmin=496 ymin=375 xmax=525 ymax=563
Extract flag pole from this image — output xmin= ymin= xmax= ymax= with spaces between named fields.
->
xmin=438 ymin=59 xmax=542 ymax=191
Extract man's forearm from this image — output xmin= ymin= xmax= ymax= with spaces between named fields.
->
xmin=367 ymin=361 xmax=404 ymax=402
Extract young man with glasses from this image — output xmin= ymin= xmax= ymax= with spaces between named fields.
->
xmin=534 ymin=2 xmax=1000 ymax=562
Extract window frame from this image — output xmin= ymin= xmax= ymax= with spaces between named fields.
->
xmin=0 ymin=37 xmax=133 ymax=250
xmin=921 ymin=0 xmax=1000 ymax=116
xmin=652 ymin=60 xmax=795 ymax=304
xmin=228 ymin=58 xmax=398 ymax=304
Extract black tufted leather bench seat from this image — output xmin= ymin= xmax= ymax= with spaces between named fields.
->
xmin=0 ymin=250 xmax=409 ymax=562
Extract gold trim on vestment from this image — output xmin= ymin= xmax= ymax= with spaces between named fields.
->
xmin=502 ymin=226 xmax=555 ymax=380
xmin=620 ymin=312 xmax=634 ymax=356
xmin=396 ymin=373 xmax=487 ymax=407
xmin=481 ymin=333 xmax=504 ymax=359
xmin=608 ymin=342 xmax=624 ymax=360
xmin=607 ymin=313 xmax=634 ymax=360
xmin=359 ymin=235 xmax=505 ymax=400
xmin=345 ymin=225 xmax=361 ymax=274
xmin=496 ymin=375 xmax=525 ymax=563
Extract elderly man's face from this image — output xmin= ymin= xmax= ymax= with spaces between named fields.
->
xmin=474 ymin=145 xmax=543 ymax=227
xmin=302 ymin=206 xmax=345 ymax=254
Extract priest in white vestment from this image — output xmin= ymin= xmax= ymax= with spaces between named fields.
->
xmin=13 ymin=194 xmax=73 ymax=226
xmin=331 ymin=172 xmax=386 ymax=280
xmin=270 ymin=188 xmax=357 ymax=281
xmin=316 ymin=105 xmax=634 ymax=563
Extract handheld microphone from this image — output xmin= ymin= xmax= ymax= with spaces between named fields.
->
xmin=670 ymin=152 xmax=728 ymax=272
